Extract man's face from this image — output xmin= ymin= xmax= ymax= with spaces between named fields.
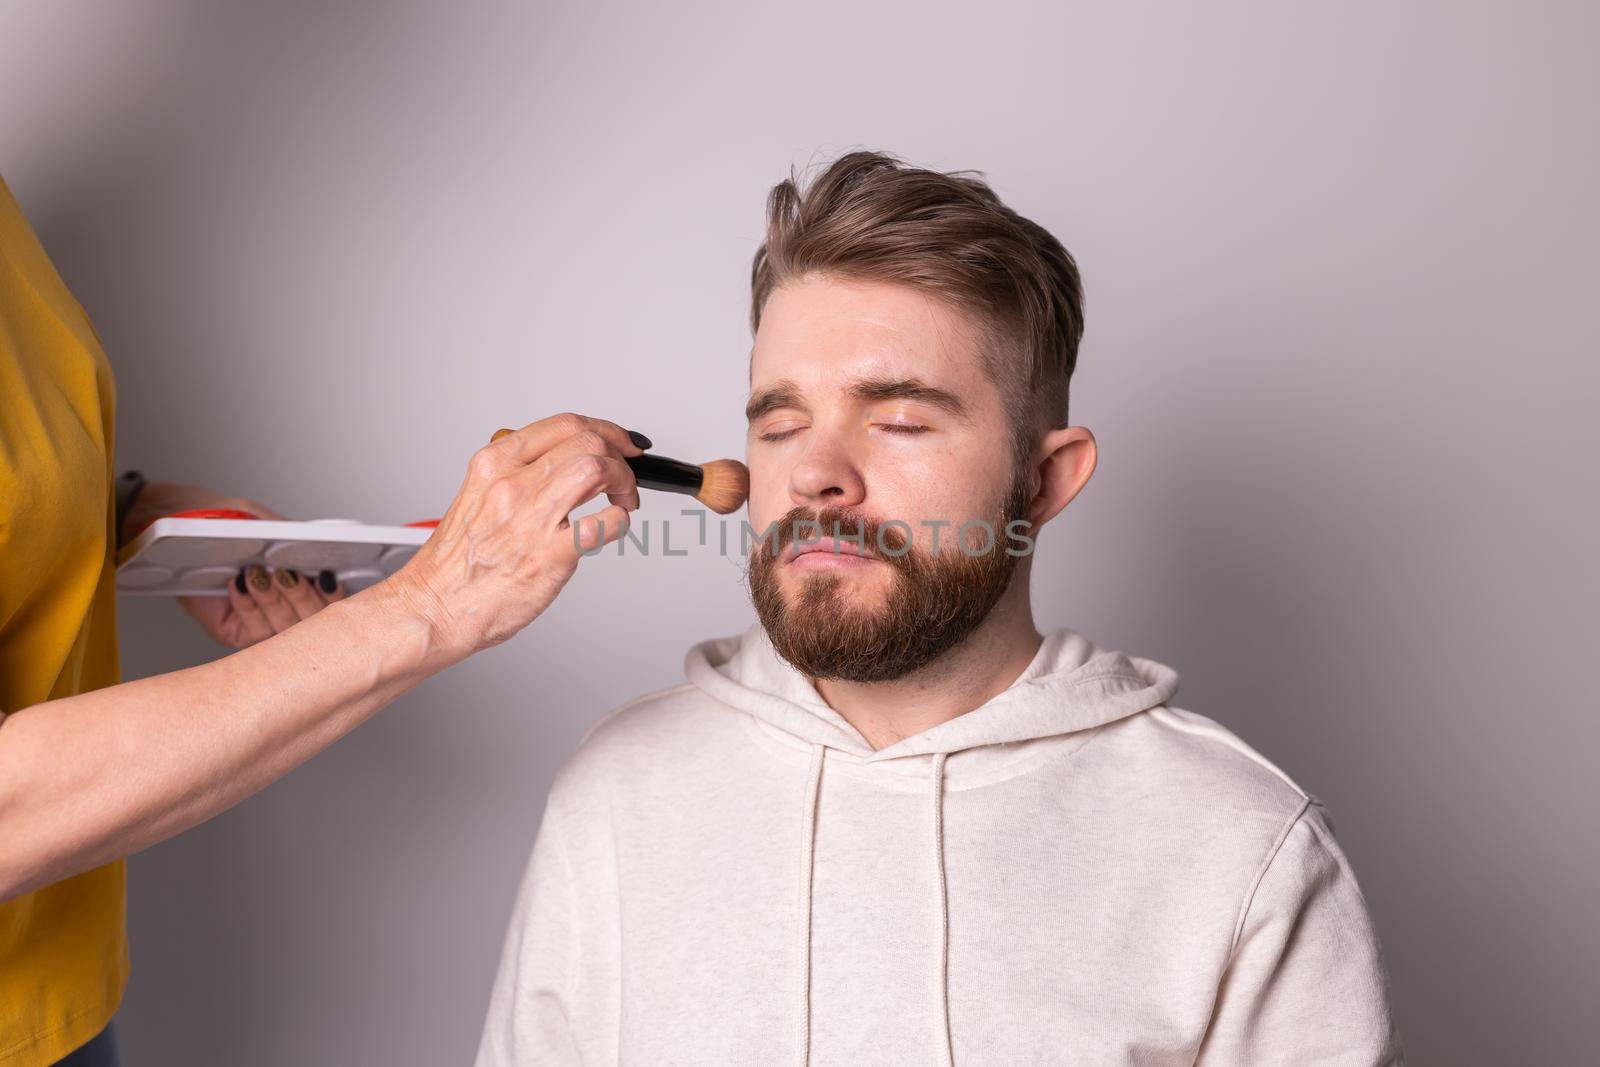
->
xmin=744 ymin=272 xmax=1031 ymax=682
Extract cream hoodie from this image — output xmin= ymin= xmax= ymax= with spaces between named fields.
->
xmin=477 ymin=625 xmax=1402 ymax=1065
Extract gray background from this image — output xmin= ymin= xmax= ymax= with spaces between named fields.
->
xmin=3 ymin=1 xmax=1596 ymax=1062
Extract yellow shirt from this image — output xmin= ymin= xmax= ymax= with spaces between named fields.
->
xmin=0 ymin=176 xmax=128 ymax=1065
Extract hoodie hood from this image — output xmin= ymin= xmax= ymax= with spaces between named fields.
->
xmin=684 ymin=623 xmax=1181 ymax=762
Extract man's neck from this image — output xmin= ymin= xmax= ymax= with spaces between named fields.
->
xmin=811 ymin=577 xmax=1042 ymax=750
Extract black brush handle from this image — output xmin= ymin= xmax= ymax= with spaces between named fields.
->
xmin=625 ymin=453 xmax=704 ymax=496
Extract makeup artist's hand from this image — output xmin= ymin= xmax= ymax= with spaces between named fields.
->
xmin=206 ymin=564 xmax=348 ymax=649
xmin=385 ymin=413 xmax=646 ymax=658
xmin=120 ymin=480 xmax=345 ymax=649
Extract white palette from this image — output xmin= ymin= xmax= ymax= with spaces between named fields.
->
xmin=116 ymin=517 xmax=434 ymax=597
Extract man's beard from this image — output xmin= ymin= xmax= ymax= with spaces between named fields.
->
xmin=746 ymin=473 xmax=1033 ymax=683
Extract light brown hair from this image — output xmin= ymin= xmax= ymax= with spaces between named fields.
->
xmin=750 ymin=150 xmax=1084 ymax=462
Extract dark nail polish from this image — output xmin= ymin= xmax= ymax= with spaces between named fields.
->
xmin=318 ymin=569 xmax=337 ymax=594
xmin=249 ymin=566 xmax=272 ymax=592
xmin=627 ymin=429 xmax=652 ymax=450
xmin=234 ymin=569 xmax=247 ymax=593
xmin=277 ymin=568 xmax=300 ymax=588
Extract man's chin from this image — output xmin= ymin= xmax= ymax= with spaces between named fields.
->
xmin=781 ymin=563 xmax=892 ymax=605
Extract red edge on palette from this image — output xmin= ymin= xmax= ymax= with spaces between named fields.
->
xmin=133 ymin=508 xmax=260 ymax=537
xmin=164 ymin=509 xmax=260 ymax=521
xmin=130 ymin=511 xmax=441 ymax=538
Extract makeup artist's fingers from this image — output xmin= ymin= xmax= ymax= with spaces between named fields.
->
xmin=525 ymin=431 xmax=641 ymax=512
xmin=225 ymin=578 xmax=275 ymax=646
xmin=277 ymin=569 xmax=327 ymax=621
xmin=315 ymin=570 xmax=347 ymax=603
xmin=474 ymin=413 xmax=644 ymax=477
xmin=528 ymin=452 xmax=640 ymax=529
xmin=564 ymin=503 xmax=632 ymax=559
xmin=243 ymin=566 xmax=299 ymax=632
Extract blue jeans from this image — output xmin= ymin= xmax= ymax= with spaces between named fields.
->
xmin=53 ymin=1021 xmax=118 ymax=1067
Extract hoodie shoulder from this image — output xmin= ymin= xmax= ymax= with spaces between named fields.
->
xmin=1071 ymin=704 xmax=1329 ymax=907
xmin=549 ymin=679 xmax=742 ymax=798
xmin=1095 ymin=704 xmax=1312 ymax=823
xmin=575 ymin=681 xmax=703 ymax=747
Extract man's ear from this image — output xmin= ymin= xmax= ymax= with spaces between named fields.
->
xmin=1025 ymin=426 xmax=1097 ymax=528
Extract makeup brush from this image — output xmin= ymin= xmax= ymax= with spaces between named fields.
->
xmin=489 ymin=429 xmax=748 ymax=514
xmin=624 ymin=453 xmax=749 ymax=514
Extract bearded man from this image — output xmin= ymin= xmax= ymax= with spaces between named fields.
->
xmin=475 ymin=151 xmax=1403 ymax=1066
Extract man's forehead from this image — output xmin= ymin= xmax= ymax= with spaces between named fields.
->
xmin=757 ymin=275 xmax=974 ymax=342
xmin=748 ymin=276 xmax=989 ymax=391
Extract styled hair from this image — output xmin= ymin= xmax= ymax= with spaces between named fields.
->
xmin=750 ymin=150 xmax=1084 ymax=460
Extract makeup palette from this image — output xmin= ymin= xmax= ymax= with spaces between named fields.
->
xmin=115 ymin=513 xmax=435 ymax=597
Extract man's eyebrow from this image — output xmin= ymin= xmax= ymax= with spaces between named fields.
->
xmin=745 ymin=376 xmax=972 ymax=422
xmin=849 ymin=377 xmax=970 ymax=419
xmin=745 ymin=380 xmax=804 ymax=422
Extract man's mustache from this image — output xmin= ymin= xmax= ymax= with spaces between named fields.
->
xmin=761 ymin=505 xmax=911 ymax=561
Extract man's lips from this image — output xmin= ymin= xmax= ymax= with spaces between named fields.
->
xmin=783 ymin=537 xmax=880 ymax=565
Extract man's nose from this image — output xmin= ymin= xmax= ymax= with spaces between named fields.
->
xmin=788 ymin=433 xmax=866 ymax=509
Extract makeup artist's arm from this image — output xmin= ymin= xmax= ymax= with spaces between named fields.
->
xmin=0 ymin=413 xmax=644 ymax=902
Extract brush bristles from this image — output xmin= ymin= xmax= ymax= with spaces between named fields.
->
xmin=695 ymin=459 xmax=749 ymax=514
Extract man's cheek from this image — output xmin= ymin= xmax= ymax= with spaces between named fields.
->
xmin=747 ymin=504 xmax=784 ymax=546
